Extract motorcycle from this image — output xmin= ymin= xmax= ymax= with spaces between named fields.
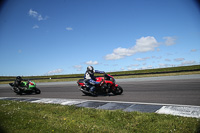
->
xmin=77 ymin=74 xmax=123 ymax=96
xmin=9 ymin=80 xmax=41 ymax=95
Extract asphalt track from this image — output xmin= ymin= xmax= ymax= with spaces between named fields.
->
xmin=0 ymin=74 xmax=200 ymax=106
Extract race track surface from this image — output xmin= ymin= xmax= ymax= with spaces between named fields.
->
xmin=0 ymin=75 xmax=200 ymax=106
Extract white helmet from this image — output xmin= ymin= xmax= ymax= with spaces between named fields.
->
xmin=87 ymin=66 xmax=94 ymax=74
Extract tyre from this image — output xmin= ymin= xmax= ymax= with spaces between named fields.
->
xmin=80 ymin=87 xmax=90 ymax=95
xmin=17 ymin=91 xmax=22 ymax=95
xmin=14 ymin=87 xmax=22 ymax=95
xmin=112 ymin=85 xmax=123 ymax=95
xmin=101 ymin=84 xmax=108 ymax=93
xmin=16 ymin=90 xmax=22 ymax=95
xmin=35 ymin=88 xmax=41 ymax=94
xmin=106 ymin=83 xmax=112 ymax=93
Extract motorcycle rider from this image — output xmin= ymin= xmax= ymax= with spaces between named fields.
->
xmin=14 ymin=76 xmax=29 ymax=90
xmin=84 ymin=66 xmax=105 ymax=95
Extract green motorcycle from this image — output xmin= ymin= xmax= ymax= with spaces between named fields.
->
xmin=9 ymin=80 xmax=41 ymax=95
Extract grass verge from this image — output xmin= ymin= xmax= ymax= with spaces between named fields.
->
xmin=0 ymin=100 xmax=200 ymax=133
xmin=0 ymin=71 xmax=199 ymax=84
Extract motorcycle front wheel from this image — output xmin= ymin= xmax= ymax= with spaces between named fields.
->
xmin=80 ymin=87 xmax=90 ymax=95
xmin=113 ymin=85 xmax=123 ymax=95
xmin=13 ymin=87 xmax=22 ymax=95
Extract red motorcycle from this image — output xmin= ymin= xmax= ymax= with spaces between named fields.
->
xmin=77 ymin=74 xmax=123 ymax=96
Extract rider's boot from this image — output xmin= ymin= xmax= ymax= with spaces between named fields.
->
xmin=89 ymin=86 xmax=97 ymax=96
xmin=26 ymin=81 xmax=29 ymax=89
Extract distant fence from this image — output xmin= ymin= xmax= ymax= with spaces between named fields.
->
xmin=0 ymin=69 xmax=200 ymax=82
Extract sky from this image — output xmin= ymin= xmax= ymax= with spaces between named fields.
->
xmin=0 ymin=0 xmax=200 ymax=76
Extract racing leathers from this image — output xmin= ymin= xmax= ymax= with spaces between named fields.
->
xmin=14 ymin=76 xmax=29 ymax=90
xmin=84 ymin=70 xmax=104 ymax=93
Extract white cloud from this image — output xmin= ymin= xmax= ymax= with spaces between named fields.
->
xmin=165 ymin=59 xmax=171 ymax=61
xmin=73 ymin=65 xmax=82 ymax=71
xmin=105 ymin=36 xmax=159 ymax=60
xmin=28 ymin=9 xmax=48 ymax=21
xmin=18 ymin=49 xmax=22 ymax=53
xmin=29 ymin=9 xmax=38 ymax=17
xmin=32 ymin=25 xmax=39 ymax=29
xmin=126 ymin=64 xmax=153 ymax=70
xmin=166 ymin=53 xmax=173 ymax=56
xmin=85 ymin=60 xmax=99 ymax=65
xmin=155 ymin=56 xmax=162 ymax=59
xmin=127 ymin=67 xmax=134 ymax=70
xmin=104 ymin=53 xmax=124 ymax=60
xmin=159 ymin=63 xmax=170 ymax=68
xmin=134 ymin=36 xmax=159 ymax=52
xmin=120 ymin=67 xmax=125 ymax=71
xmin=38 ymin=15 xmax=47 ymax=21
xmin=47 ymin=69 xmax=63 ymax=75
xmin=125 ymin=64 xmax=140 ymax=71
xmin=66 ymin=27 xmax=73 ymax=31
xmin=163 ymin=36 xmax=176 ymax=46
xmin=131 ymin=64 xmax=140 ymax=67
xmin=140 ymin=65 xmax=153 ymax=70
xmin=191 ymin=49 xmax=197 ymax=52
xmin=135 ymin=57 xmax=150 ymax=61
xmin=174 ymin=58 xmax=185 ymax=62
xmin=181 ymin=60 xmax=196 ymax=66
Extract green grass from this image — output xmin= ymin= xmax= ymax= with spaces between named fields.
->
xmin=0 ymin=100 xmax=200 ymax=133
xmin=0 ymin=65 xmax=200 ymax=84
xmin=109 ymin=65 xmax=200 ymax=75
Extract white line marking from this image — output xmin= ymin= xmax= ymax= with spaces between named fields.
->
xmin=156 ymin=106 xmax=200 ymax=118
xmin=80 ymin=99 xmax=200 ymax=108
xmin=30 ymin=98 xmax=85 ymax=105
xmin=61 ymin=101 xmax=85 ymax=105
xmin=1 ymin=97 xmax=200 ymax=118
xmin=1 ymin=96 xmax=200 ymax=107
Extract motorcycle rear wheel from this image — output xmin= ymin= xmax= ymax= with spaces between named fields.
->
xmin=35 ymin=88 xmax=41 ymax=94
xmin=17 ymin=91 xmax=22 ymax=95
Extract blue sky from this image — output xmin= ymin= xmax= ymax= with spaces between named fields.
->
xmin=0 ymin=0 xmax=200 ymax=76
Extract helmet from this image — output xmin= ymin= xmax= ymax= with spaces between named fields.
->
xmin=16 ymin=76 xmax=22 ymax=82
xmin=87 ymin=66 xmax=94 ymax=74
